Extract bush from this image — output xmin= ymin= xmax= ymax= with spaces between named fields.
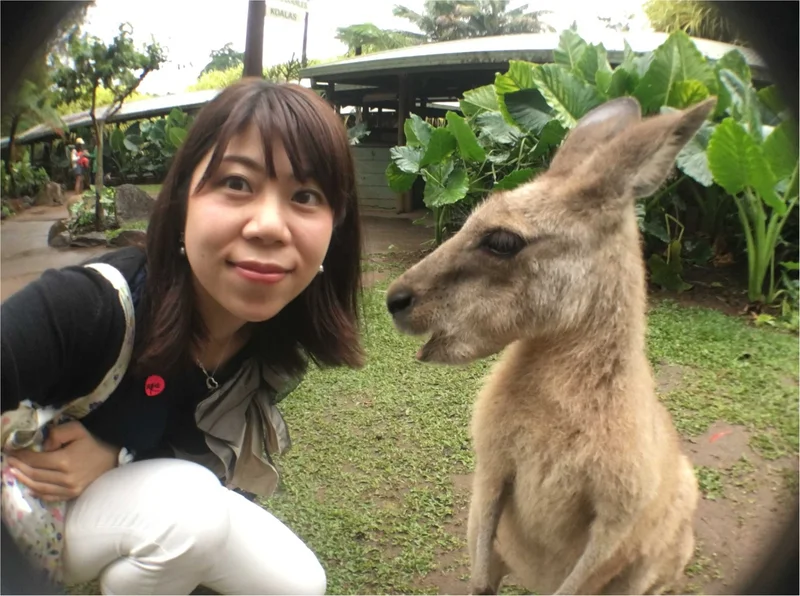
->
xmin=1 ymin=150 xmax=50 ymax=198
xmin=387 ymin=29 xmax=798 ymax=305
xmin=68 ymin=186 xmax=117 ymax=233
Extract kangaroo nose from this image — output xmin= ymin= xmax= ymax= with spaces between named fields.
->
xmin=387 ymin=288 xmax=415 ymax=316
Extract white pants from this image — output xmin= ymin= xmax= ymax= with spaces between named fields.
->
xmin=63 ymin=458 xmax=326 ymax=595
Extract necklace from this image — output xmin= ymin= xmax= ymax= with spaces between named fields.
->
xmin=196 ymin=334 xmax=235 ymax=390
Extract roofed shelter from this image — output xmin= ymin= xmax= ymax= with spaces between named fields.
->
xmin=300 ymin=31 xmax=769 ymax=214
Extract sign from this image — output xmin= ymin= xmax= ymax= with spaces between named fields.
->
xmin=267 ymin=0 xmax=309 ymax=22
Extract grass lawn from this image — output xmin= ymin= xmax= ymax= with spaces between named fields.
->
xmin=67 ymin=253 xmax=798 ymax=595
xmin=135 ymin=184 xmax=162 ymax=197
xmin=258 ymin=257 xmax=799 ymax=595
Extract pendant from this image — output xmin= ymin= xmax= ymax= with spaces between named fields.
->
xmin=206 ymin=377 xmax=219 ymax=390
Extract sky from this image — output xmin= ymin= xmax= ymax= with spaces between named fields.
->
xmin=82 ymin=0 xmax=653 ymax=96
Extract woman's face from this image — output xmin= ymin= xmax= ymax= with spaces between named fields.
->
xmin=184 ymin=125 xmax=334 ymax=328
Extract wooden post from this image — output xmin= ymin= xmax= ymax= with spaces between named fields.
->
xmin=243 ymin=1 xmax=265 ymax=78
xmin=397 ymin=74 xmax=413 ymax=213
xmin=301 ymin=11 xmax=309 ymax=67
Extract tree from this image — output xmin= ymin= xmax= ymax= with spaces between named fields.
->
xmin=643 ymin=0 xmax=744 ymax=44
xmin=392 ymin=0 xmax=553 ymax=43
xmin=1 ymin=1 xmax=91 ymax=179
xmin=597 ymin=14 xmax=635 ymax=33
xmin=335 ymin=23 xmax=423 ymax=56
xmin=52 ymin=23 xmax=165 ymax=229
xmin=201 ymin=42 xmax=244 ymax=76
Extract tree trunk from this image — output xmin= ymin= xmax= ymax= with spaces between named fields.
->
xmin=93 ymin=117 xmax=105 ymax=231
xmin=243 ymin=1 xmax=265 ymax=78
xmin=301 ymin=11 xmax=309 ymax=67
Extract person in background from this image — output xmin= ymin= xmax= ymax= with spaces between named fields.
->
xmin=69 ymin=138 xmax=85 ymax=194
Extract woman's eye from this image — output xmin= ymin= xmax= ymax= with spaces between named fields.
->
xmin=222 ymin=176 xmax=252 ymax=193
xmin=293 ymin=190 xmax=324 ymax=206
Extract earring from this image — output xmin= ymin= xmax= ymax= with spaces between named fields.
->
xmin=179 ymin=245 xmax=186 ymax=256
xmin=318 ymin=264 xmax=324 ymax=274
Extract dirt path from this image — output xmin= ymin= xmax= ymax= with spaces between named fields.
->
xmin=1 ymin=205 xmax=111 ymax=301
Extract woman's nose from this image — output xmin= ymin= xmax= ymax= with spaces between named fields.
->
xmin=242 ymin=194 xmax=291 ymax=243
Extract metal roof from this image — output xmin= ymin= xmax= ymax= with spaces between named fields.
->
xmin=300 ymin=31 xmax=769 ymax=84
xmin=1 ymin=89 xmax=222 ymax=148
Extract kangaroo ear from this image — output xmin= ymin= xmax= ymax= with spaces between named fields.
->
xmin=548 ymin=97 xmax=642 ymax=178
xmin=606 ymin=97 xmax=717 ymax=199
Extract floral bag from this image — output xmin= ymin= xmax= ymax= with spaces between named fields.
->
xmin=0 ymin=262 xmax=136 ymax=585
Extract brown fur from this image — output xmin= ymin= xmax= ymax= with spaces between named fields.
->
xmin=386 ymin=97 xmax=716 ymax=595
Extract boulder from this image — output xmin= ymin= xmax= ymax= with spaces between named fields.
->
xmin=109 ymin=229 xmax=147 ymax=248
xmin=115 ymin=184 xmax=155 ymax=225
xmin=34 ymin=182 xmax=63 ymax=206
xmin=47 ymin=220 xmax=70 ymax=247
xmin=70 ymin=231 xmax=108 ymax=248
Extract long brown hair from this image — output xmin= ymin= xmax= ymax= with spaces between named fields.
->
xmin=135 ymin=78 xmax=363 ymax=376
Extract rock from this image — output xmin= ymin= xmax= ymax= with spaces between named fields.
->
xmin=47 ymin=220 xmax=70 ymax=247
xmin=115 ymin=184 xmax=155 ymax=225
xmin=34 ymin=182 xmax=63 ymax=206
xmin=70 ymin=231 xmax=108 ymax=248
xmin=50 ymin=231 xmax=71 ymax=248
xmin=20 ymin=196 xmax=34 ymax=208
xmin=109 ymin=229 xmax=147 ymax=248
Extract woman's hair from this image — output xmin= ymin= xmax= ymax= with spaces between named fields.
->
xmin=135 ymin=78 xmax=364 ymax=376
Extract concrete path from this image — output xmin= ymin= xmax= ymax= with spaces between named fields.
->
xmin=1 ymin=208 xmax=433 ymax=302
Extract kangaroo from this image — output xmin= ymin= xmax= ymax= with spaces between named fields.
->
xmin=385 ymin=96 xmax=716 ymax=595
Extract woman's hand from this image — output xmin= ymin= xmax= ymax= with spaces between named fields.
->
xmin=4 ymin=421 xmax=118 ymax=502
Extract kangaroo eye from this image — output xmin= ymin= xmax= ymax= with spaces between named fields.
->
xmin=479 ymin=229 xmax=527 ymax=257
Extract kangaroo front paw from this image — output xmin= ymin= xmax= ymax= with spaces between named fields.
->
xmin=471 ymin=584 xmax=497 ymax=595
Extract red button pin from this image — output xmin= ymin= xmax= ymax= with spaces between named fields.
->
xmin=144 ymin=375 xmax=165 ymax=397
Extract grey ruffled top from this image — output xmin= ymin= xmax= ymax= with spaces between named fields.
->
xmin=170 ymin=358 xmax=299 ymax=497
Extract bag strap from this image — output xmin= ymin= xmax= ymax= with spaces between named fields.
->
xmin=61 ymin=263 xmax=137 ymax=420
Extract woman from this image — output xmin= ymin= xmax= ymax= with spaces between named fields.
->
xmin=1 ymin=78 xmax=363 ymax=594
xmin=70 ymin=138 xmax=85 ymax=194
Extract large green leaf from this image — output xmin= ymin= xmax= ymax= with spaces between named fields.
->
xmin=716 ymin=49 xmax=751 ymax=83
xmin=757 ymin=85 xmax=787 ymax=125
xmin=494 ymin=168 xmax=535 ymax=191
xmin=719 ymin=69 xmax=763 ymax=141
xmin=385 ymin=162 xmax=417 ymax=192
xmin=123 ymin=136 xmax=140 ymax=152
xmin=595 ymin=69 xmax=613 ymax=96
xmin=633 ymin=30 xmax=716 ymax=112
xmin=390 ymin=145 xmax=423 ymax=174
xmin=404 ymin=113 xmax=433 ymax=148
xmin=422 ymin=161 xmax=469 ymax=207
xmin=675 ymin=118 xmax=716 ymax=187
xmin=531 ymin=64 xmax=603 ymax=128
xmin=495 ymin=60 xmax=537 ymax=93
xmin=763 ymin=122 xmax=799 ymax=183
xmin=667 ymin=80 xmax=710 ymax=109
xmin=419 ymin=128 xmax=457 ymax=168
xmin=576 ymin=43 xmax=611 ymax=85
xmin=553 ymin=29 xmax=588 ymax=70
xmin=607 ymin=68 xmax=636 ymax=98
xmin=532 ymin=119 xmax=567 ymax=158
xmin=446 ymin=112 xmax=486 ymax=162
xmin=620 ymin=40 xmax=637 ymax=74
xmin=504 ymin=88 xmax=553 ymax=134
xmin=707 ymin=118 xmax=785 ymax=214
xmin=110 ymin=128 xmax=125 ymax=153
xmin=167 ymin=127 xmax=187 ymax=148
xmin=475 ymin=112 xmax=521 ymax=145
xmin=460 ymin=85 xmax=499 ymax=118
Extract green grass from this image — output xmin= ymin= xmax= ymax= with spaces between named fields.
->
xmin=135 ymin=184 xmax=162 ymax=197
xmin=65 ymin=260 xmax=799 ymax=595
xmin=648 ymin=300 xmax=799 ymax=459
xmin=256 ymin=286 xmax=799 ymax=594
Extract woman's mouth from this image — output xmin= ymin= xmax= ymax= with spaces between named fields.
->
xmin=230 ymin=260 xmax=292 ymax=284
